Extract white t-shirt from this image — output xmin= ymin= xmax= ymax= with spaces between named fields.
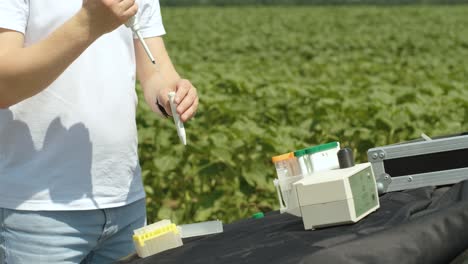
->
xmin=0 ymin=0 xmax=165 ymax=210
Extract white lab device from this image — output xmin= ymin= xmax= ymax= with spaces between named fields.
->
xmin=293 ymin=163 xmax=380 ymax=230
xmin=125 ymin=16 xmax=156 ymax=64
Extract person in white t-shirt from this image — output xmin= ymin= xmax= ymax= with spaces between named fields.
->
xmin=0 ymin=0 xmax=199 ymax=263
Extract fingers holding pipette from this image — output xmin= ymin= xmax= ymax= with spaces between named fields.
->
xmin=81 ymin=0 xmax=139 ymax=35
xmin=174 ymin=79 xmax=199 ymax=122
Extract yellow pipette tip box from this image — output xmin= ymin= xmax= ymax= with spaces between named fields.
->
xmin=133 ymin=219 xmax=183 ymax=258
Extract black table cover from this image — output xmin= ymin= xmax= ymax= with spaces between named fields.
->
xmin=122 ymin=180 xmax=468 ymax=264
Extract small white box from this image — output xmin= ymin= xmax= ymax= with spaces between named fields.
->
xmin=294 ymin=163 xmax=380 ymax=230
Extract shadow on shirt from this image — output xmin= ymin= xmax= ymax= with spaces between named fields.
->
xmin=0 ymin=109 xmax=128 ymax=209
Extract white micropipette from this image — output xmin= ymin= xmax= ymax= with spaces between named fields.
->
xmin=125 ymin=16 xmax=155 ymax=64
xmin=168 ymin=92 xmax=187 ymax=145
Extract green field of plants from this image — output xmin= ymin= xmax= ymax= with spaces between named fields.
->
xmin=137 ymin=6 xmax=468 ymax=224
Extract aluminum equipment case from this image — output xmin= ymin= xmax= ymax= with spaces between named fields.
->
xmin=367 ymin=133 xmax=468 ymax=194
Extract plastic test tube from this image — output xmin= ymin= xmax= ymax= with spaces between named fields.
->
xmin=294 ymin=149 xmax=310 ymax=176
xmin=272 ymin=152 xmax=296 ymax=180
xmin=304 ymin=147 xmax=315 ymax=175
xmin=272 ymin=152 xmax=301 ymax=212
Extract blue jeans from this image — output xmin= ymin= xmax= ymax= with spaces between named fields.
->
xmin=0 ymin=199 xmax=146 ymax=264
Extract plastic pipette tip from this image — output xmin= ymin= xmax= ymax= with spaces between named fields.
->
xmin=135 ymin=31 xmax=156 ymax=65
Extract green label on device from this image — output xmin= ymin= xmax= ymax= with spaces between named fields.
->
xmin=349 ymin=167 xmax=378 ymax=217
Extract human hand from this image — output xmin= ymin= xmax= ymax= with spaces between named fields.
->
xmin=158 ymin=79 xmax=199 ymax=123
xmin=80 ymin=0 xmax=138 ymax=37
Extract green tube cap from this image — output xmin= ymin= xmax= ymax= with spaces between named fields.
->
xmin=293 ymin=149 xmax=307 ymax=157
xmin=252 ymin=212 xmax=265 ymax=219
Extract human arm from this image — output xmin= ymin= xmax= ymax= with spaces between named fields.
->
xmin=0 ymin=0 xmax=139 ymax=109
xmin=135 ymin=37 xmax=199 ymax=122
